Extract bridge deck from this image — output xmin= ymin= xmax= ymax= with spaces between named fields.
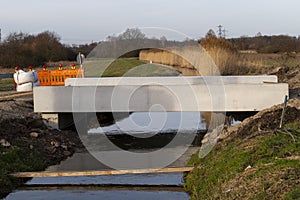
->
xmin=65 ymin=75 xmax=278 ymax=86
xmin=34 ymin=76 xmax=288 ymax=112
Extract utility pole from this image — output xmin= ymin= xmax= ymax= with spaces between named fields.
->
xmin=217 ymin=25 xmax=223 ymax=38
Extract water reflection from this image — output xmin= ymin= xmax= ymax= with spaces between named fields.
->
xmin=6 ymin=190 xmax=189 ymax=200
xmin=88 ymin=112 xmax=206 ymax=135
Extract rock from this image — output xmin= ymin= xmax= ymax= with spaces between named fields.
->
xmin=27 ymin=119 xmax=46 ymax=129
xmin=63 ymin=151 xmax=71 ymax=157
xmin=202 ymin=125 xmax=224 ymax=144
xmin=51 ymin=141 xmax=60 ymax=148
xmin=225 ymin=189 xmax=231 ymax=193
xmin=201 ymin=137 xmax=209 ymax=144
xmin=31 ymin=129 xmax=41 ymax=133
xmin=50 ymin=148 xmax=57 ymax=154
xmin=0 ymin=139 xmax=11 ymax=147
xmin=61 ymin=145 xmax=68 ymax=150
xmin=245 ymin=165 xmax=252 ymax=171
xmin=30 ymin=132 xmax=39 ymax=138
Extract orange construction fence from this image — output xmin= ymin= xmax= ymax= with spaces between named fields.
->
xmin=37 ymin=69 xmax=84 ymax=86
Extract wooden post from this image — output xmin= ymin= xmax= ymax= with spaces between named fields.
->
xmin=11 ymin=167 xmax=195 ymax=178
xmin=279 ymin=95 xmax=288 ymax=129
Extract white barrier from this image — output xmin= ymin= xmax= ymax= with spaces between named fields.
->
xmin=14 ymin=70 xmax=39 ymax=92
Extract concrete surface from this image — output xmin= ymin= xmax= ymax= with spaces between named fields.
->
xmin=65 ymin=76 xmax=278 ymax=86
xmin=34 ymin=76 xmax=288 ymax=113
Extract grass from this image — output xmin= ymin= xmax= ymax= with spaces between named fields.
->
xmin=185 ymin=121 xmax=300 ymax=199
xmin=0 ymin=145 xmax=46 ymax=198
xmin=286 ymin=186 xmax=300 ymax=200
xmin=83 ymin=58 xmax=180 ymax=77
xmin=0 ymin=78 xmax=14 ymax=91
xmin=185 ymin=140 xmax=253 ymax=199
xmin=238 ymin=53 xmax=300 ymax=71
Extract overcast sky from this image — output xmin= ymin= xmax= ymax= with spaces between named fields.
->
xmin=1 ymin=0 xmax=299 ymax=44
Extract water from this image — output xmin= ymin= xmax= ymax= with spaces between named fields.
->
xmin=6 ymin=172 xmax=189 ymax=200
xmin=6 ymin=190 xmax=189 ymax=200
xmin=6 ymin=112 xmax=205 ymax=200
xmin=88 ymin=112 xmax=205 ymax=135
xmin=26 ymin=173 xmax=185 ymax=185
xmin=6 ymin=150 xmax=191 ymax=199
xmin=0 ymin=74 xmax=13 ymax=79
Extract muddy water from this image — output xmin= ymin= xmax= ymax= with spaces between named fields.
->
xmin=10 ymin=168 xmax=190 ymax=199
xmin=5 ymin=147 xmax=198 ymax=200
xmin=6 ymin=151 xmax=193 ymax=200
xmin=6 ymin=172 xmax=189 ymax=199
xmin=6 ymin=112 xmax=205 ymax=200
xmin=7 ymin=189 xmax=189 ymax=200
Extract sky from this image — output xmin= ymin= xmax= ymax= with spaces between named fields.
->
xmin=1 ymin=0 xmax=300 ymax=44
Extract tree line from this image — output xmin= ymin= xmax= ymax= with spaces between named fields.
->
xmin=204 ymin=29 xmax=300 ymax=53
xmin=229 ymin=35 xmax=300 ymax=53
xmin=1 ymin=28 xmax=300 ymax=68
xmin=0 ymin=29 xmax=179 ymax=68
xmin=0 ymin=31 xmax=97 ymax=68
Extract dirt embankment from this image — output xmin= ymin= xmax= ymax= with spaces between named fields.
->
xmin=220 ymin=98 xmax=300 ymax=140
xmin=268 ymin=65 xmax=300 ymax=98
xmin=185 ymin=64 xmax=300 ymax=199
xmin=186 ymin=98 xmax=300 ymax=199
xmin=0 ymin=94 xmax=84 ymax=198
xmin=0 ymin=96 xmax=84 ymax=162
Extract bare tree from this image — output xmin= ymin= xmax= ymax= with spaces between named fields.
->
xmin=118 ymin=28 xmax=146 ymax=40
xmin=206 ymin=29 xmax=216 ymax=38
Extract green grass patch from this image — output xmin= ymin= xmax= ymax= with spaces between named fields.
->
xmin=0 ymin=145 xmax=46 ymax=198
xmin=83 ymin=58 xmax=180 ymax=77
xmin=0 ymin=78 xmax=14 ymax=91
xmin=252 ymin=132 xmax=299 ymax=165
xmin=263 ymin=59 xmax=299 ymax=68
xmin=285 ymin=186 xmax=300 ymax=200
xmin=185 ymin=141 xmax=252 ymax=199
xmin=185 ymin=123 xmax=300 ymax=199
xmin=284 ymin=121 xmax=300 ymax=130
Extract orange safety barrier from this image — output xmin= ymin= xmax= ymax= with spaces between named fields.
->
xmin=37 ymin=71 xmax=51 ymax=86
xmin=37 ymin=69 xmax=84 ymax=86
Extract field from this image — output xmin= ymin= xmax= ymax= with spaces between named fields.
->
xmin=0 ymin=78 xmax=14 ymax=91
xmin=83 ymin=57 xmax=180 ymax=77
xmin=139 ymin=48 xmax=300 ymax=76
xmin=0 ymin=58 xmax=180 ymax=91
xmin=239 ymin=53 xmax=300 ymax=68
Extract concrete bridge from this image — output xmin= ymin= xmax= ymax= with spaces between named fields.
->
xmin=33 ymin=75 xmax=288 ymax=129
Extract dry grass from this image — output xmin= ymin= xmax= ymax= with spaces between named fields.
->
xmin=140 ymin=49 xmax=195 ymax=69
xmin=204 ymin=47 xmax=241 ymax=75
xmin=140 ymin=48 xmax=300 ymax=76
xmin=140 ymin=47 xmax=243 ymax=75
xmin=238 ymin=53 xmax=300 ymax=68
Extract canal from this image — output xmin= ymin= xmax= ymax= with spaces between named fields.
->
xmin=6 ymin=112 xmax=206 ymax=200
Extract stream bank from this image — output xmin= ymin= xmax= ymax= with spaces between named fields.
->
xmin=185 ymin=99 xmax=300 ymax=199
